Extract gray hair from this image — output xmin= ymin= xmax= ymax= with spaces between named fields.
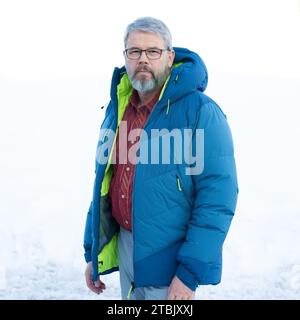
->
xmin=124 ymin=17 xmax=172 ymax=50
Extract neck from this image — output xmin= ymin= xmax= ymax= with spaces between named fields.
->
xmin=137 ymin=87 xmax=162 ymax=106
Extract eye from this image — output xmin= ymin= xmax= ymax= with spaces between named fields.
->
xmin=147 ymin=49 xmax=160 ymax=54
xmin=128 ymin=49 xmax=140 ymax=54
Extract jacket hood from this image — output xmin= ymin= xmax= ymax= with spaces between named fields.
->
xmin=109 ymin=47 xmax=208 ymax=112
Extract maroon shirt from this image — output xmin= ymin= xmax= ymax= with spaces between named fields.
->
xmin=109 ymin=89 xmax=161 ymax=231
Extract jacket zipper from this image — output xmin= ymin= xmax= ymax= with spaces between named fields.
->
xmin=131 ymin=166 xmax=137 ymax=298
xmin=176 ymin=174 xmax=183 ymax=192
xmin=176 ymin=173 xmax=193 ymax=208
xmin=131 ymin=98 xmax=162 ymax=293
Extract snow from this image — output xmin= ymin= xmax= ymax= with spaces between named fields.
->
xmin=1 ymin=72 xmax=300 ymax=300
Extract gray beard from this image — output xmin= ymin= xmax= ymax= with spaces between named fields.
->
xmin=129 ymin=65 xmax=169 ymax=93
xmin=131 ymin=77 xmax=156 ymax=93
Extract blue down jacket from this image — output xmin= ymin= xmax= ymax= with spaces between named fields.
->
xmin=83 ymin=47 xmax=238 ymax=291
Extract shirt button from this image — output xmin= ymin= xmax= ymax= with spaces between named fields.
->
xmin=124 ymin=220 xmax=129 ymax=225
xmin=121 ymin=194 xmax=125 ymax=199
xmin=126 ymin=167 xmax=130 ymax=171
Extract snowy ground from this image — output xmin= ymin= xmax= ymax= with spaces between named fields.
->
xmin=1 ymin=73 xmax=300 ymax=300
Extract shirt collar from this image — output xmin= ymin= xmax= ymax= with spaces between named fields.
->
xmin=130 ymin=89 xmax=161 ymax=113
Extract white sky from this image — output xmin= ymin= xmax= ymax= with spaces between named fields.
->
xmin=0 ymin=0 xmax=299 ymax=80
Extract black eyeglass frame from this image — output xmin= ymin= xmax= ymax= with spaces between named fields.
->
xmin=123 ymin=47 xmax=171 ymax=60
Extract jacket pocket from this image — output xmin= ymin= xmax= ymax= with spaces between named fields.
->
xmin=176 ymin=174 xmax=183 ymax=192
xmin=176 ymin=173 xmax=193 ymax=209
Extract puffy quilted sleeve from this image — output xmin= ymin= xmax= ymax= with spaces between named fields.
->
xmin=83 ymin=102 xmax=113 ymax=263
xmin=175 ymin=101 xmax=239 ymax=290
xmin=83 ymin=201 xmax=93 ymax=262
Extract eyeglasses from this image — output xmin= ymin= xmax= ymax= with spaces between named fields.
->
xmin=124 ymin=47 xmax=170 ymax=60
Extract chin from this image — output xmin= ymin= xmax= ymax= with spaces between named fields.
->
xmin=136 ymin=74 xmax=152 ymax=80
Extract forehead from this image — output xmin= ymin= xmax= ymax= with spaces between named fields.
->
xmin=126 ymin=30 xmax=165 ymax=48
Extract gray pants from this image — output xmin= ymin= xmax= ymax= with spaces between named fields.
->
xmin=117 ymin=226 xmax=169 ymax=300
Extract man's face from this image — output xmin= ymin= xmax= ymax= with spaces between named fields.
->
xmin=124 ymin=31 xmax=175 ymax=93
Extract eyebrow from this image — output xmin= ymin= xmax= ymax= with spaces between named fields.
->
xmin=126 ymin=46 xmax=161 ymax=50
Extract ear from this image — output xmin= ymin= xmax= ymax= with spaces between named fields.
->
xmin=168 ymin=50 xmax=175 ymax=68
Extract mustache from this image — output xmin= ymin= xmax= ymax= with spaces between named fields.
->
xmin=134 ymin=65 xmax=154 ymax=76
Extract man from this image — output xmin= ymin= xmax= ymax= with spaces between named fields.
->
xmin=84 ymin=17 xmax=238 ymax=300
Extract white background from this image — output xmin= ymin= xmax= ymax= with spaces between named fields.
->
xmin=0 ymin=0 xmax=300 ymax=299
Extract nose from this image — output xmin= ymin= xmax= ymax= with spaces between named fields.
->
xmin=138 ymin=50 xmax=149 ymax=64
